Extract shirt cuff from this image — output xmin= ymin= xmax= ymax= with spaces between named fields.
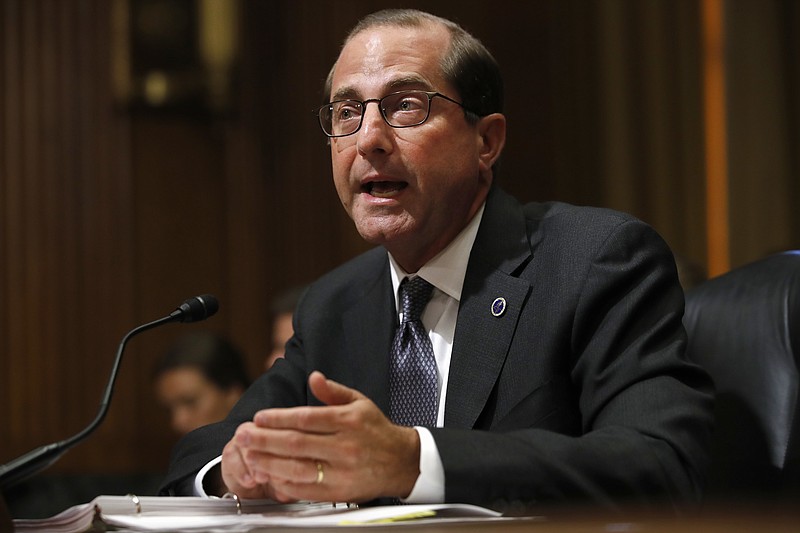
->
xmin=194 ymin=455 xmax=223 ymax=497
xmin=403 ymin=427 xmax=445 ymax=503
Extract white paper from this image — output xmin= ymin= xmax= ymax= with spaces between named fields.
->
xmin=14 ymin=497 xmax=512 ymax=532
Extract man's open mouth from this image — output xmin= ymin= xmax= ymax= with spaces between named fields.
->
xmin=363 ymin=181 xmax=408 ymax=197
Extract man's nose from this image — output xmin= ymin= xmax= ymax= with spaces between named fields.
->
xmin=357 ymin=101 xmax=392 ymax=154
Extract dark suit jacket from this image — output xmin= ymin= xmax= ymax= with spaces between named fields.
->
xmin=161 ymin=187 xmax=714 ymax=511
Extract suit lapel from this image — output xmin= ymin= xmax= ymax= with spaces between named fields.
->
xmin=342 ymin=257 xmax=396 ymax=414
xmin=445 ymin=188 xmax=533 ymax=428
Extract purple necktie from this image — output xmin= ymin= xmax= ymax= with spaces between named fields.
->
xmin=389 ymin=276 xmax=438 ymax=427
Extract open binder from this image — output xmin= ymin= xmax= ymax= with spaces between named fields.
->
xmin=12 ymin=495 xmax=513 ymax=531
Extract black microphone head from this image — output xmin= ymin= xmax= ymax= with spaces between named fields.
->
xmin=173 ymin=294 xmax=219 ymax=323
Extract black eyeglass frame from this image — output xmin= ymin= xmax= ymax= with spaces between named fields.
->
xmin=316 ymin=90 xmax=478 ymax=138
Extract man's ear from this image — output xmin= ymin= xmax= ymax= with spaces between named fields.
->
xmin=477 ymin=113 xmax=506 ymax=175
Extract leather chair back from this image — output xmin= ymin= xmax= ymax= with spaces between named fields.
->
xmin=683 ymin=251 xmax=800 ymax=500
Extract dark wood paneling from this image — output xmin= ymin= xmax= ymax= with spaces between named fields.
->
xmin=725 ymin=0 xmax=800 ymax=268
xmin=1 ymin=0 xmax=138 ymax=472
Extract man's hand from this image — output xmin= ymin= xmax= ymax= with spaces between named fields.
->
xmin=220 ymin=371 xmax=421 ymax=502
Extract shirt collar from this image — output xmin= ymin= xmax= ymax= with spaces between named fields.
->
xmin=389 ymin=202 xmax=486 ymax=305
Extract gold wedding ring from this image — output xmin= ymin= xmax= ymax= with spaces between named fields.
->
xmin=315 ymin=461 xmax=325 ymax=484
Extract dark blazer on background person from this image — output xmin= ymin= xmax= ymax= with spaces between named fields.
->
xmin=161 ymin=186 xmax=714 ymax=510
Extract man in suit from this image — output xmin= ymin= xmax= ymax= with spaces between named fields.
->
xmin=161 ymin=9 xmax=713 ymax=511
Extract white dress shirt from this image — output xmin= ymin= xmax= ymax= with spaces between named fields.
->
xmin=388 ymin=203 xmax=485 ymax=502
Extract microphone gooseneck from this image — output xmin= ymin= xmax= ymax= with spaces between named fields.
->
xmin=0 ymin=294 xmax=219 ymax=490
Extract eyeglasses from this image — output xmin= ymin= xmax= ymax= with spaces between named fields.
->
xmin=317 ymin=90 xmax=473 ymax=138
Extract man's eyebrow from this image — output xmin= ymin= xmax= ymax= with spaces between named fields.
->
xmin=386 ymin=76 xmax=433 ymax=91
xmin=330 ymin=76 xmax=434 ymax=101
xmin=331 ymin=86 xmax=359 ymax=101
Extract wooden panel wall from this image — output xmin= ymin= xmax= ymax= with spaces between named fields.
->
xmin=1 ymin=0 xmax=140 ymax=472
xmin=725 ymin=0 xmax=800 ymax=268
xmin=1 ymin=0 xmax=798 ymax=489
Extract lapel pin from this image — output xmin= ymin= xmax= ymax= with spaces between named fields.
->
xmin=491 ymin=297 xmax=507 ymax=317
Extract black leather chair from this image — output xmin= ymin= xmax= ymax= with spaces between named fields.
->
xmin=683 ymin=251 xmax=800 ymax=501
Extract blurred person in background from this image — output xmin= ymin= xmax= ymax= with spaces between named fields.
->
xmin=153 ymin=331 xmax=250 ymax=435
xmin=265 ymin=285 xmax=307 ymax=371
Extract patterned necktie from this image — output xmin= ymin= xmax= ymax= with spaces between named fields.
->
xmin=389 ymin=276 xmax=438 ymax=427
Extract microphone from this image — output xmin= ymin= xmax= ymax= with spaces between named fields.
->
xmin=0 ymin=294 xmax=219 ymax=490
xmin=170 ymin=294 xmax=219 ymax=323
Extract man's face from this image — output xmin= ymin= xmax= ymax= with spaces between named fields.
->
xmin=328 ymin=22 xmax=494 ymax=272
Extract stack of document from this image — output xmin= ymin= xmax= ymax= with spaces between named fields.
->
xmin=13 ymin=495 xmax=516 ymax=532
